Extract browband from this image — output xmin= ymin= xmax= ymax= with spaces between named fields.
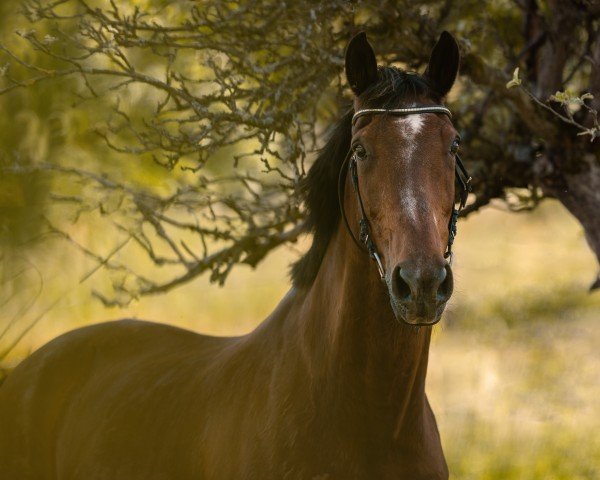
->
xmin=352 ymin=106 xmax=452 ymax=125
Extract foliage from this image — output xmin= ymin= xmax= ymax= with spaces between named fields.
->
xmin=508 ymin=67 xmax=599 ymax=141
xmin=0 ymin=0 xmax=599 ymax=309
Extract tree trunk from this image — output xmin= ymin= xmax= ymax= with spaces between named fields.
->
xmin=535 ymin=151 xmax=600 ymax=289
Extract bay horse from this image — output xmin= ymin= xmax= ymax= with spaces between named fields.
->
xmin=0 ymin=32 xmax=470 ymax=479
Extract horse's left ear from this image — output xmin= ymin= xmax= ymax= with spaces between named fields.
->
xmin=424 ymin=31 xmax=460 ymax=98
xmin=345 ymin=32 xmax=379 ymax=96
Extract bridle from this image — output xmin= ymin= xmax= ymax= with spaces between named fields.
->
xmin=337 ymin=105 xmax=472 ymax=280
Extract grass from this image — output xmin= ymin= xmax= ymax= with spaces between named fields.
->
xmin=426 ymin=201 xmax=600 ymax=479
xmin=429 ymin=306 xmax=600 ymax=479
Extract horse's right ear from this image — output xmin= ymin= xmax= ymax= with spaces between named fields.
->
xmin=345 ymin=32 xmax=378 ymax=96
xmin=424 ymin=31 xmax=460 ymax=98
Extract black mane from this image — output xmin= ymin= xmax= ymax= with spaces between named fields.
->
xmin=291 ymin=66 xmax=439 ymax=287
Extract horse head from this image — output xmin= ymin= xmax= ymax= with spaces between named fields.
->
xmin=342 ymin=31 xmax=468 ymax=326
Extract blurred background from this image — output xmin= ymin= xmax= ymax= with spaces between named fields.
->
xmin=1 ymin=1 xmax=599 ymax=479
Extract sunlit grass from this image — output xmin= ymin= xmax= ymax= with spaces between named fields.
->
xmin=430 ymin=303 xmax=600 ymax=479
xmin=427 ymin=200 xmax=600 ymax=479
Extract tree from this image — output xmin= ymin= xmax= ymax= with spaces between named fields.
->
xmin=1 ymin=0 xmax=598 ymax=312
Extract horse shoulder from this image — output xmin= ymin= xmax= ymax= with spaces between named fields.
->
xmin=0 ymin=319 xmax=226 ymax=478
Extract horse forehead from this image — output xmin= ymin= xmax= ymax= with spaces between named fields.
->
xmin=372 ymin=114 xmax=436 ymax=147
xmin=363 ymin=114 xmax=450 ymax=162
xmin=394 ymin=113 xmax=447 ymax=140
xmin=376 ymin=115 xmax=430 ymax=160
xmin=398 ymin=115 xmax=425 ymax=137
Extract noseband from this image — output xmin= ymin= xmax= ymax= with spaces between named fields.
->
xmin=337 ymin=106 xmax=472 ymax=280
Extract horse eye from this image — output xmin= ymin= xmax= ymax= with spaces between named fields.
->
xmin=353 ymin=144 xmax=367 ymax=159
xmin=450 ymin=138 xmax=460 ymax=155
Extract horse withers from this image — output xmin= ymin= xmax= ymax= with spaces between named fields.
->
xmin=0 ymin=31 xmax=467 ymax=479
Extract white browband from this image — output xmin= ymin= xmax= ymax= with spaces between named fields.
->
xmin=352 ymin=106 xmax=452 ymax=125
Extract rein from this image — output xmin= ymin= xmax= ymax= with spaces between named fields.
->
xmin=337 ymin=106 xmax=472 ymax=280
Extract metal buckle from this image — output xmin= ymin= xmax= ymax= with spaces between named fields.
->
xmin=372 ymin=251 xmax=385 ymax=280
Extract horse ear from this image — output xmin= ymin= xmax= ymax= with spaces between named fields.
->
xmin=424 ymin=31 xmax=460 ymax=98
xmin=345 ymin=32 xmax=378 ymax=96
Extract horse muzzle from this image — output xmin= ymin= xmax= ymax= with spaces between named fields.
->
xmin=388 ymin=260 xmax=453 ymax=326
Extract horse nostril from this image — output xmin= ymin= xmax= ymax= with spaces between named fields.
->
xmin=392 ymin=263 xmax=453 ymax=306
xmin=393 ymin=266 xmax=413 ymax=302
xmin=437 ymin=264 xmax=453 ymax=302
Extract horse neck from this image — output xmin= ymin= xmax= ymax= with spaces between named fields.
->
xmin=290 ymin=224 xmax=432 ymax=435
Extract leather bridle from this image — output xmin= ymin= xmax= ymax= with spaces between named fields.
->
xmin=337 ymin=105 xmax=472 ymax=280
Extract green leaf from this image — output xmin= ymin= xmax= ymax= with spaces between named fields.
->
xmin=506 ymin=67 xmax=521 ymax=89
xmin=548 ymin=90 xmax=593 ymax=106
